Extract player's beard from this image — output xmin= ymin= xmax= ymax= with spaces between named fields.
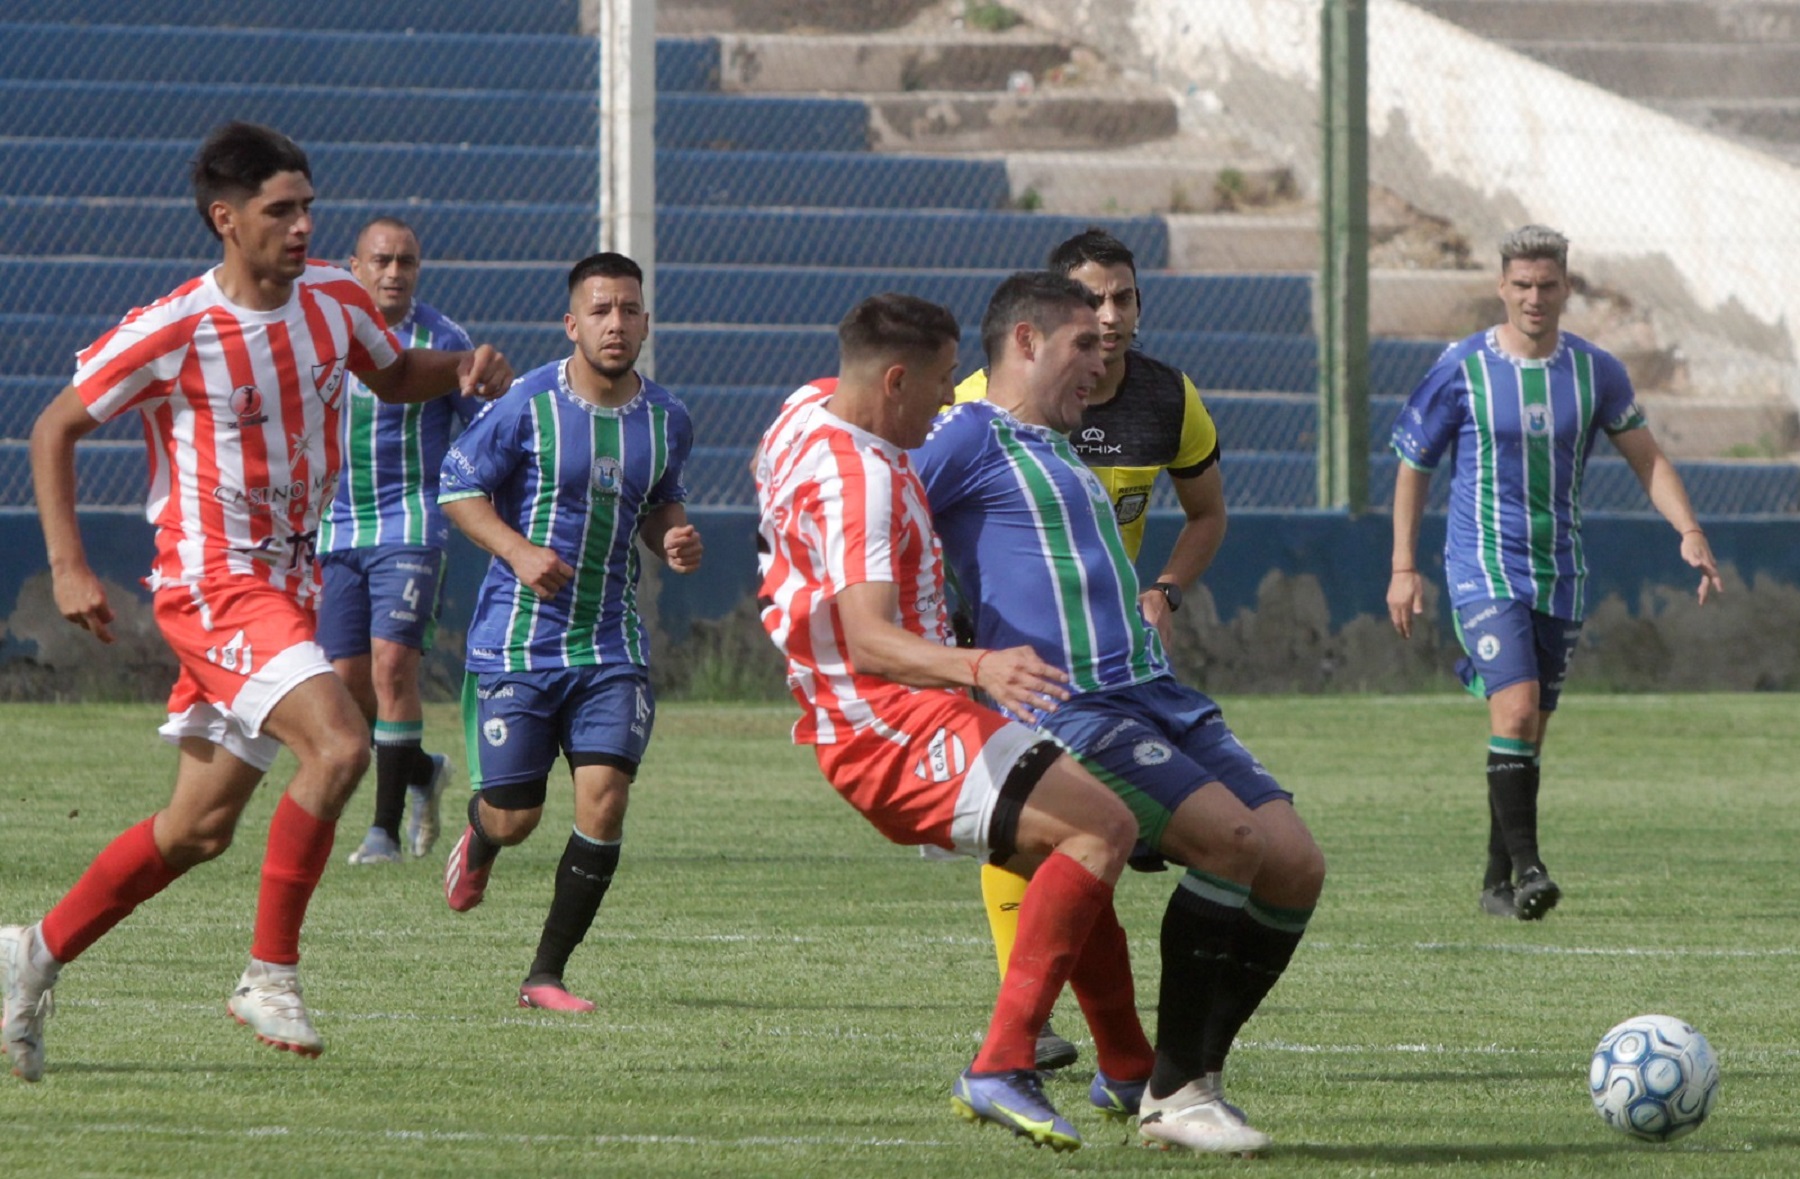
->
xmin=580 ymin=340 xmax=640 ymax=381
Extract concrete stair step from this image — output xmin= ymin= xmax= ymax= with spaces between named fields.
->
xmin=656 ymin=0 xmax=935 ymax=34
xmin=717 ymin=32 xmax=1074 ymax=92
xmin=868 ymin=90 xmax=1177 ymax=152
xmin=1504 ymin=42 xmax=1800 ymax=101
xmin=1412 ymin=0 xmax=1800 ymax=45
xmin=1001 ymin=149 xmax=1288 ymax=217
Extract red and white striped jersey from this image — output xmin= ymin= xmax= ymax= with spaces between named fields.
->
xmin=754 ymin=379 xmax=957 ymax=745
xmin=73 ymin=262 xmax=402 ymax=604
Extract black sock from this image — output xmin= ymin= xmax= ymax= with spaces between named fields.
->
xmin=370 ymin=739 xmax=418 ymax=842
xmin=1484 ymin=793 xmax=1511 ymax=890
xmin=465 ymin=793 xmax=501 ymax=871
xmin=1487 ymin=740 xmax=1540 ymax=881
xmin=1148 ymin=873 xmax=1246 ymax=1099
xmin=527 ymin=831 xmax=621 ymax=983
xmin=1202 ymin=901 xmax=1311 ymax=1073
xmin=406 ymin=745 xmax=438 ymax=789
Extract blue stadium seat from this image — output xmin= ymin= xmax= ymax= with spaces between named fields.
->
xmin=0 ymin=23 xmax=721 ymax=91
xmin=0 ymin=82 xmax=864 ymax=153
xmin=0 ymin=141 xmax=1011 ymax=208
xmin=0 ymin=200 xmax=1174 ymax=268
xmin=1 ymin=260 xmax=1306 ymax=334
xmin=0 ymin=314 xmax=1455 ymax=397
xmin=3 ymin=0 xmax=582 ymax=35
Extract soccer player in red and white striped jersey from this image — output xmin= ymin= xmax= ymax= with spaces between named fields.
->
xmin=2 ymin=122 xmax=512 ymax=1082
xmin=754 ymin=293 xmax=1155 ymax=1152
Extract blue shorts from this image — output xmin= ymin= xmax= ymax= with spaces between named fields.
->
xmin=461 ymin=663 xmax=654 ymax=810
xmin=1040 ymin=676 xmax=1292 ymax=851
xmin=1453 ymin=598 xmax=1582 ymax=710
xmin=316 ymin=545 xmax=447 ymax=660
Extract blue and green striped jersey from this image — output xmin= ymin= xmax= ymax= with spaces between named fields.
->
xmin=439 ymin=359 xmax=692 ymax=673
xmin=1392 ymin=329 xmax=1646 ymax=622
xmin=914 ymin=400 xmax=1168 ymax=695
xmin=318 ymin=301 xmax=478 ymax=553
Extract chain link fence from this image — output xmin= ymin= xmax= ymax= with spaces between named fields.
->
xmin=6 ymin=0 xmax=1799 ymax=520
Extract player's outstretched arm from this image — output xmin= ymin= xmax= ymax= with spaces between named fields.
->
xmin=835 ymin=582 xmax=1069 ymax=718
xmin=442 ymin=495 xmax=574 ymax=599
xmin=640 ymin=502 xmax=703 ymax=574
xmin=359 ymin=344 xmax=513 ymax=405
xmin=29 ymin=386 xmax=115 ymax=643
xmin=1610 ymin=427 xmax=1721 ymax=605
xmin=1388 ymin=463 xmax=1431 ymax=638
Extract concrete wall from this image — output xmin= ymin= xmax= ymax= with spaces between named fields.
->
xmin=1008 ymin=0 xmax=1800 ymax=404
xmin=5 ymin=506 xmax=1797 ymax=700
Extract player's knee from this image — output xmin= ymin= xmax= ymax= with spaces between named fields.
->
xmin=161 ymin=815 xmax=239 ymax=867
xmin=303 ymin=730 xmax=371 ymax=794
xmin=1166 ymin=812 xmax=1264 ymax=881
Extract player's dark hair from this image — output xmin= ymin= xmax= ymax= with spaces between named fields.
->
xmin=353 ymin=216 xmax=420 ymax=256
xmin=1500 ymin=224 xmax=1569 ymax=273
xmin=568 ymin=251 xmax=644 ymax=293
xmin=837 ymin=293 xmax=961 ymax=367
xmin=191 ymin=122 xmax=311 ymax=240
xmin=980 ymin=271 xmax=1101 ymax=365
xmin=1045 ymin=227 xmax=1138 ymax=279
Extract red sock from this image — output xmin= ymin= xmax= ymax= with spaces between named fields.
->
xmin=40 ymin=816 xmax=185 ymax=963
xmin=251 ymin=794 xmax=336 ymax=966
xmin=971 ymin=851 xmax=1111 ymax=1073
xmin=1068 ymin=900 xmax=1156 ymax=1080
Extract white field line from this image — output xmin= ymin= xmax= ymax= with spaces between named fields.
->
xmin=18 ymin=1122 xmax=958 ymax=1149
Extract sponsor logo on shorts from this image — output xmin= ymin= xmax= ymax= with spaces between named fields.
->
xmin=388 ymin=610 xmax=418 ymax=623
xmin=1466 ymin=604 xmax=1501 ymax=627
xmin=1092 ymin=719 xmax=1136 ymax=753
xmin=205 ymin=629 xmax=254 ymax=675
xmin=1456 ymin=579 xmax=1478 ymax=592
xmin=471 ymin=648 xmax=499 ymax=660
xmin=912 ymin=727 xmax=968 ymax=783
xmin=1477 ymin=634 xmax=1502 ymax=661
xmin=483 ymin=717 xmax=509 ymax=746
xmin=1132 ymin=740 xmax=1172 ymax=767
xmin=476 ymin=684 xmax=514 ymax=700
xmin=396 ymin=560 xmax=434 ymax=574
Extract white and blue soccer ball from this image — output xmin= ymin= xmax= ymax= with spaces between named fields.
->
xmin=1589 ymin=1014 xmax=1720 ymax=1142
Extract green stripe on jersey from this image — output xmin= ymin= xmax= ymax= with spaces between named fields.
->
xmin=505 ymin=393 xmax=561 ymax=671
xmin=1463 ymin=354 xmax=1511 ymax=599
xmin=1521 ymin=364 xmax=1557 ymax=605
xmin=566 ymin=412 xmax=623 ymax=664
xmin=1569 ymin=351 xmax=1597 ymax=614
xmin=994 ymin=424 xmax=1102 ymax=691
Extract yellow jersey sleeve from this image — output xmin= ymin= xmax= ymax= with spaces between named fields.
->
xmin=1171 ymin=373 xmax=1220 ymax=477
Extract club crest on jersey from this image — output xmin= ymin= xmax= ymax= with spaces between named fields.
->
xmin=483 ymin=717 xmax=510 ymax=746
xmin=913 ymin=727 xmax=968 ymax=784
xmin=310 ymin=359 xmax=347 ymax=409
xmin=228 ymin=385 xmax=268 ymax=429
xmin=590 ymin=456 xmax=624 ymax=498
xmin=1525 ymin=405 xmax=1551 ymax=437
xmin=1133 ymin=739 xmax=1173 ymax=767
xmin=1477 ymin=634 xmax=1502 ymax=661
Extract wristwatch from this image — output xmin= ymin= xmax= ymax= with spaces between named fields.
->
xmin=1148 ymin=580 xmax=1183 ymax=612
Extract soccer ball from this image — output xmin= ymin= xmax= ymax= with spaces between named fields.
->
xmin=1588 ymin=1014 xmax=1720 ymax=1142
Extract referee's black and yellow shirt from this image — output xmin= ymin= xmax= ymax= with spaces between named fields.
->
xmin=953 ymin=351 xmax=1219 ymax=559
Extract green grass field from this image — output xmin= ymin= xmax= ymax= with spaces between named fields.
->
xmin=3 ymin=694 xmax=1797 ymax=1177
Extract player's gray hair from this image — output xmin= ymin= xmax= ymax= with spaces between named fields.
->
xmin=1500 ymin=225 xmax=1569 ymax=271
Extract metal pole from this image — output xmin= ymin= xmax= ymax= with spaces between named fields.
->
xmin=1318 ymin=0 xmax=1369 ymax=511
xmin=599 ymin=0 xmax=658 ymax=377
